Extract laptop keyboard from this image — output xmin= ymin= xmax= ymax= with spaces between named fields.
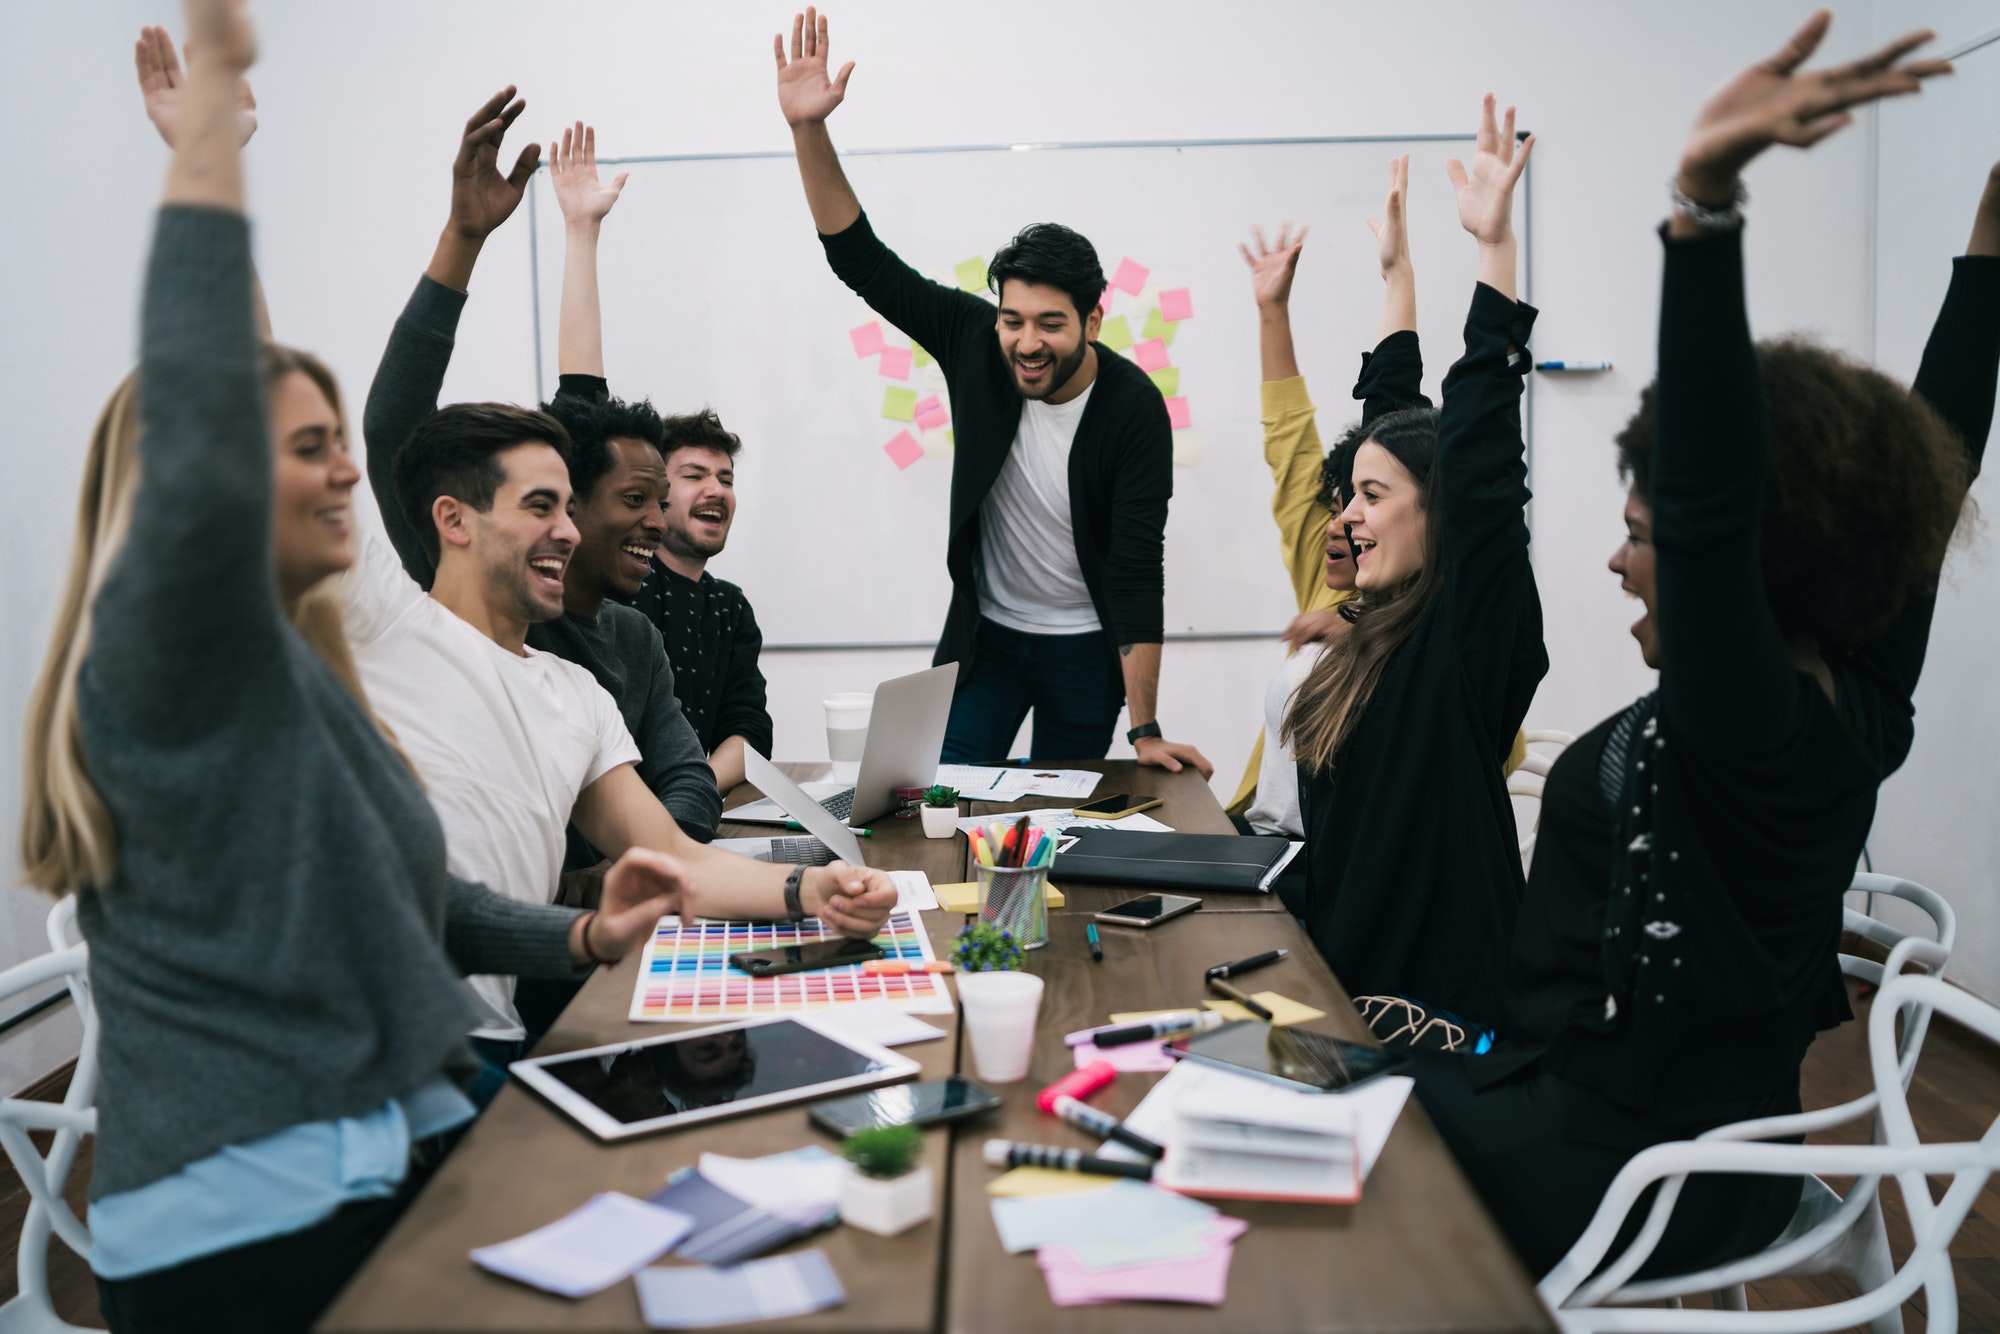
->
xmin=819 ymin=788 xmax=856 ymax=821
xmin=770 ymin=837 xmax=836 ymax=866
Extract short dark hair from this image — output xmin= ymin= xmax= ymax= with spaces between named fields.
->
xmin=987 ymin=223 xmax=1106 ymax=323
xmin=660 ymin=407 xmax=742 ymax=462
xmin=541 ymin=392 xmax=666 ymax=501
xmin=393 ymin=402 xmax=572 ymax=565
xmin=1615 ymin=336 xmax=1972 ymax=648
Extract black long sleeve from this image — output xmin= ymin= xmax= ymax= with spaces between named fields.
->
xmin=713 ymin=596 xmax=774 ymax=759
xmin=361 ymin=275 xmax=466 ymax=586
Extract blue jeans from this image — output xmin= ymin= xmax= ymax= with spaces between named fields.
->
xmin=942 ymin=618 xmax=1126 ymax=763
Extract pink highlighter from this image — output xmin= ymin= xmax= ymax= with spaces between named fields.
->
xmin=1036 ymin=1059 xmax=1116 ymax=1113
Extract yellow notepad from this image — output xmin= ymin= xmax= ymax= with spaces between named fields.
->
xmin=933 ymin=882 xmax=1066 ymax=913
xmin=986 ymin=1166 xmax=1115 ymax=1198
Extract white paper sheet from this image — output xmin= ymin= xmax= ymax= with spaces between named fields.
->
xmin=811 ymin=1000 xmax=949 ymax=1047
xmin=696 ymin=1147 xmax=847 ymax=1227
xmin=956 ymin=807 xmax=1176 ymax=839
xmin=470 ymin=1193 xmax=693 ymax=1298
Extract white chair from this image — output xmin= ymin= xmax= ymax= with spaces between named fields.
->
xmin=1539 ymin=877 xmax=1967 ymax=1333
xmin=0 ymin=898 xmax=101 ymax=1334
xmin=1509 ymin=728 xmax=1575 ymax=869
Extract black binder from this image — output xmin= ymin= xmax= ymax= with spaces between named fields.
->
xmin=1053 ymin=831 xmax=1294 ymax=893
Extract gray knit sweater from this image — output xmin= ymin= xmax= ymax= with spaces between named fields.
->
xmin=74 ymin=207 xmax=581 ymax=1199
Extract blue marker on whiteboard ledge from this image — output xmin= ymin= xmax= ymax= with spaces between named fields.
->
xmin=1535 ymin=360 xmax=1613 ymax=372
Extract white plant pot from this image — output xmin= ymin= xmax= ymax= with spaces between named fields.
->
xmin=920 ymin=804 xmax=958 ymax=839
xmin=840 ymin=1163 xmax=935 ymax=1237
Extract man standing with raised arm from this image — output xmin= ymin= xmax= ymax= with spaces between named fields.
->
xmin=776 ymin=8 xmax=1211 ymax=775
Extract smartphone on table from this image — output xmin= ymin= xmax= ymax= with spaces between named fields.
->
xmin=1091 ymin=893 xmax=1201 ymax=928
xmin=1168 ymin=1020 xmax=1412 ymax=1094
xmin=1071 ymin=792 xmax=1164 ymax=819
xmin=728 ymin=937 xmax=886 ymax=976
xmin=809 ymin=1076 xmax=1002 ymax=1136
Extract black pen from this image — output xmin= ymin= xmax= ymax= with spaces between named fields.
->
xmin=1204 ymin=949 xmax=1287 ymax=981
xmin=1206 ymin=976 xmax=1275 ymax=1021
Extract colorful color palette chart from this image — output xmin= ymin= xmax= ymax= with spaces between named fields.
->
xmin=629 ymin=911 xmax=954 ymax=1022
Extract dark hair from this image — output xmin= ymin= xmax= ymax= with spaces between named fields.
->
xmin=660 ymin=407 xmax=743 ymax=462
xmin=987 ymin=222 xmax=1106 ymax=323
xmin=1614 ymin=336 xmax=1972 ymax=649
xmin=393 ymin=402 xmax=572 ymax=566
xmin=540 ymin=392 xmax=666 ymax=501
xmin=1285 ymin=406 xmax=1444 ymax=772
xmin=1318 ymin=418 xmax=1373 ymax=512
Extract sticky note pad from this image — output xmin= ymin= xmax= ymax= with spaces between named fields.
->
xmin=934 ymin=882 xmax=1065 ymax=913
xmin=1200 ymin=992 xmax=1326 ymax=1026
xmin=1172 ymin=432 xmax=1206 ymax=469
xmin=1111 ymin=256 xmax=1150 ymax=295
xmin=1165 ymin=396 xmax=1192 ymax=430
xmin=1148 ymin=367 xmax=1180 ymax=397
xmin=882 ymin=387 xmax=917 ymax=421
xmin=1159 ymin=287 xmax=1194 ymax=322
xmin=879 ymin=346 xmax=913 ymax=380
xmin=1133 ymin=338 xmax=1171 ymax=373
xmin=921 ymin=426 xmax=955 ymax=459
xmin=883 ymin=431 xmax=924 ymax=471
xmin=915 ymin=396 xmax=950 ymax=432
xmin=849 ymin=321 xmax=885 ymax=358
xmin=1098 ymin=315 xmax=1134 ymax=352
xmin=912 ymin=342 xmax=933 ymax=368
xmin=1141 ymin=307 xmax=1178 ymax=344
xmin=989 ymin=1167 xmax=1116 ymax=1198
xmin=955 ymin=255 xmax=989 ymax=293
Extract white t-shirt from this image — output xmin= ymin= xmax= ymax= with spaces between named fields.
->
xmin=341 ymin=524 xmax=640 ymax=1040
xmin=1243 ymin=643 xmax=1325 ymax=838
xmin=976 ymin=385 xmax=1100 ymax=635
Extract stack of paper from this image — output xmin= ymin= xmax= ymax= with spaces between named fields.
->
xmin=635 ymin=1250 xmax=845 ymax=1328
xmin=695 ymin=1147 xmax=846 ymax=1227
xmin=990 ymin=1180 xmax=1246 ymax=1307
xmin=650 ymin=1150 xmax=841 ymax=1265
xmin=471 ymin=1193 xmax=694 ymax=1297
xmin=1038 ymin=1217 xmax=1249 ymax=1307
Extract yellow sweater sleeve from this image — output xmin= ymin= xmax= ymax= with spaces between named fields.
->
xmin=1261 ymin=377 xmax=1348 ymax=616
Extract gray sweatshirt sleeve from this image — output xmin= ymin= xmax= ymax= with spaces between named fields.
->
xmin=624 ymin=613 xmax=724 ymax=841
xmin=443 ymin=879 xmax=593 ymax=980
xmin=362 ymin=275 xmax=468 ymax=586
xmin=86 ymin=207 xmax=284 ymax=735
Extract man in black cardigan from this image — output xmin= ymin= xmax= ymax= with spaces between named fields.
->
xmin=775 ymin=10 xmax=1211 ymax=773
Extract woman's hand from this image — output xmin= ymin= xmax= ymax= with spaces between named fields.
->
xmin=1677 ymin=12 xmax=1946 ymax=208
xmin=1366 ymin=155 xmax=1412 ymax=282
xmin=805 ymin=861 xmax=898 ymax=938
xmin=1281 ymin=608 xmax=1351 ymax=653
xmin=1240 ymin=222 xmax=1309 ymax=309
xmin=550 ymin=121 xmax=627 ymax=231
xmin=1446 ymin=94 xmax=1533 ymax=249
xmin=136 ymin=25 xmax=256 ymax=149
xmin=1970 ymin=160 xmax=2000 ymax=258
xmin=775 ymin=7 xmax=855 ymax=128
xmin=578 ymin=847 xmax=689 ymax=964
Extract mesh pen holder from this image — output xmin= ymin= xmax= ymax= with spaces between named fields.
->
xmin=975 ymin=864 xmax=1050 ymax=951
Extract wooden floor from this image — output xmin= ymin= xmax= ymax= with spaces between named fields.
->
xmin=5 ymin=978 xmax=1997 ymax=1331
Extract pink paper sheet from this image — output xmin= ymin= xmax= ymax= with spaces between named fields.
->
xmin=882 ymin=430 xmax=924 ymax=470
xmin=1132 ymin=338 xmax=1171 ymax=373
xmin=1165 ymin=396 xmax=1192 ymax=430
xmin=849 ymin=321 xmax=885 ymax=357
xmin=914 ymin=395 xmax=950 ymax=432
xmin=878 ymin=345 xmax=914 ymax=379
xmin=1072 ymin=1039 xmax=1177 ymax=1073
xmin=1158 ymin=287 xmax=1194 ymax=322
xmin=1111 ymin=257 xmax=1150 ymax=295
xmin=1037 ymin=1217 xmax=1248 ymax=1307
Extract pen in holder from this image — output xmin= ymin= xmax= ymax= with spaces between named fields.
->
xmin=976 ymin=863 xmax=1050 ymax=951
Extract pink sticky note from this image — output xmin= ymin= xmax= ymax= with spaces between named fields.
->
xmin=1165 ymin=396 xmax=1192 ymax=430
xmin=1111 ymin=257 xmax=1150 ymax=296
xmin=1158 ymin=287 xmax=1194 ymax=323
xmin=882 ymin=431 xmax=923 ymax=470
xmin=914 ymin=396 xmax=950 ymax=432
xmin=1133 ymin=338 xmax=1170 ymax=373
xmin=1037 ymin=1218 xmax=1248 ymax=1306
xmin=878 ymin=346 xmax=913 ymax=379
xmin=1073 ymin=1039 xmax=1177 ymax=1074
xmin=849 ymin=321 xmax=885 ymax=358
xmin=1098 ymin=284 xmax=1117 ymax=314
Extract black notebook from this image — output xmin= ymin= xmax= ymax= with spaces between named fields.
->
xmin=1053 ymin=830 xmax=1297 ymax=893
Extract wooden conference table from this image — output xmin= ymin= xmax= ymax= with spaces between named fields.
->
xmin=321 ymin=761 xmax=1548 ymax=1333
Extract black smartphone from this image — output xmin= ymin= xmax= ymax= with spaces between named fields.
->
xmin=1167 ymin=1020 xmax=1411 ymax=1094
xmin=808 ymin=1076 xmax=1002 ymax=1136
xmin=1071 ymin=792 xmax=1165 ymax=819
xmin=1092 ymin=893 xmax=1201 ymax=928
xmin=728 ymin=937 xmax=886 ymax=976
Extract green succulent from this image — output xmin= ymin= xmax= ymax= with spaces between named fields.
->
xmin=841 ymin=1123 xmax=923 ymax=1179
xmin=950 ymin=919 xmax=1024 ymax=972
xmin=921 ymin=784 xmax=960 ymax=808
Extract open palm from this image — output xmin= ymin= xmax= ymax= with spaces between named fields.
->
xmin=1366 ymin=154 xmax=1411 ymax=279
xmin=135 ymin=25 xmax=256 ymax=149
xmin=551 ymin=122 xmax=628 ymax=227
xmin=1240 ymin=222 xmax=1309 ymax=308
xmin=1447 ymin=95 xmax=1533 ymax=247
xmin=448 ymin=86 xmax=541 ymax=243
xmin=775 ymin=7 xmax=854 ymax=127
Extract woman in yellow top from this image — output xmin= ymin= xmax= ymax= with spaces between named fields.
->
xmin=1229 ymin=158 xmax=1525 ymax=851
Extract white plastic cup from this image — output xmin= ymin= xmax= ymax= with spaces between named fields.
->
xmin=956 ymin=971 xmax=1045 ymax=1084
xmin=823 ymin=692 xmax=873 ymax=763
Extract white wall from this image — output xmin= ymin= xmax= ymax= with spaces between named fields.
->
xmin=15 ymin=0 xmax=1984 ymax=1091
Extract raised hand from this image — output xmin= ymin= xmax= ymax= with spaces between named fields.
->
xmin=1678 ymin=12 xmax=1946 ymax=205
xmin=1446 ymin=95 xmax=1534 ymax=248
xmin=550 ymin=122 xmax=628 ymax=230
xmin=447 ymin=86 xmax=542 ymax=244
xmin=1366 ymin=154 xmax=1412 ymax=280
xmin=1240 ymin=222 xmax=1310 ymax=309
xmin=136 ymin=24 xmax=256 ymax=148
xmin=181 ymin=0 xmax=254 ymax=77
xmin=587 ymin=847 xmax=689 ymax=961
xmin=775 ymin=7 xmax=855 ymax=127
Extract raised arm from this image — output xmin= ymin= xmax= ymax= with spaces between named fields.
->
xmin=1243 ymin=221 xmax=1308 ymax=383
xmin=551 ymin=122 xmax=627 ymax=380
xmin=1369 ymin=154 xmax=1416 ymax=343
xmin=776 ymin=7 xmax=860 ymax=235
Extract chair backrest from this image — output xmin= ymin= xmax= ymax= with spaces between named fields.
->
xmin=1509 ymin=730 xmax=1575 ymax=869
xmin=1842 ymin=873 xmax=1955 ymax=1090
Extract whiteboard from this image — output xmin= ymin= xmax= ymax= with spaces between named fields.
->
xmin=526 ymin=134 xmax=1525 ymax=647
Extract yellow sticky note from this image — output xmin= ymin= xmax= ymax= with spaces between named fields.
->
xmin=987 ymin=1167 xmax=1116 ymax=1198
xmin=921 ymin=426 xmax=955 ymax=460
xmin=882 ymin=387 xmax=917 ymax=422
xmin=1148 ymin=367 xmax=1180 ymax=397
xmin=1201 ymin=992 xmax=1326 ymax=1026
xmin=934 ymin=882 xmax=1065 ymax=913
xmin=954 ymin=255 xmax=989 ymax=293
xmin=1098 ymin=315 xmax=1134 ymax=351
xmin=1172 ymin=431 xmax=1205 ymax=469
xmin=912 ymin=342 xmax=933 ymax=368
xmin=1141 ymin=307 xmax=1178 ymax=345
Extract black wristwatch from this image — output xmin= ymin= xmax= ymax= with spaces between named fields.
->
xmin=1126 ymin=721 xmax=1164 ymax=745
xmin=783 ymin=864 xmax=808 ymax=921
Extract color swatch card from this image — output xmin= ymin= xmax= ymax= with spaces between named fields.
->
xmin=471 ymin=1193 xmax=693 ymax=1298
xmin=635 ymin=1249 xmax=845 ymax=1328
xmin=629 ymin=911 xmax=954 ymax=1021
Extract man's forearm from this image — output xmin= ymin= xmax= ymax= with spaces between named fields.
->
xmin=425 ymin=226 xmax=486 ymax=293
xmin=1116 ymin=641 xmax=1164 ymax=728
xmin=559 ymin=220 xmax=606 ymax=377
xmin=709 ymin=735 xmax=748 ymax=795
xmin=791 ymin=121 xmax=862 ymax=235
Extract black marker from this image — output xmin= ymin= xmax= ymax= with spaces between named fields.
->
xmin=983 ymin=1138 xmax=1153 ymax=1180
xmin=1204 ymin=949 xmax=1286 ymax=981
xmin=1051 ymin=1095 xmax=1165 ymax=1160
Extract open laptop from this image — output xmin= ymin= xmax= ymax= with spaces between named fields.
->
xmin=712 ymin=749 xmax=872 ymax=868
xmin=725 ymin=663 xmax=957 ymax=827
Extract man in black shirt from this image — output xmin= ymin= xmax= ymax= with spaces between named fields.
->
xmin=775 ymin=9 xmax=1210 ymax=774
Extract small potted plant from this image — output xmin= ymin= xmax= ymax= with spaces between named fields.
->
xmin=950 ymin=919 xmax=1025 ymax=973
xmin=919 ymin=784 xmax=960 ymax=839
xmin=838 ymin=1124 xmax=933 ymax=1236
xmin=951 ymin=921 xmax=1042 ymax=1083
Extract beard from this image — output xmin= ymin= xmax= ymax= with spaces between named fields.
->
xmin=1012 ymin=339 xmax=1089 ymax=402
xmin=661 ymin=514 xmax=728 ymax=563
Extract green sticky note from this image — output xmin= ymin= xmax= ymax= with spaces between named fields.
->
xmin=912 ymin=342 xmax=932 ymax=368
xmin=1148 ymin=367 xmax=1180 ymax=397
xmin=954 ymin=255 xmax=988 ymax=294
xmin=1142 ymin=307 xmax=1178 ymax=345
xmin=882 ymin=387 xmax=917 ymax=421
xmin=1099 ymin=315 xmax=1134 ymax=351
